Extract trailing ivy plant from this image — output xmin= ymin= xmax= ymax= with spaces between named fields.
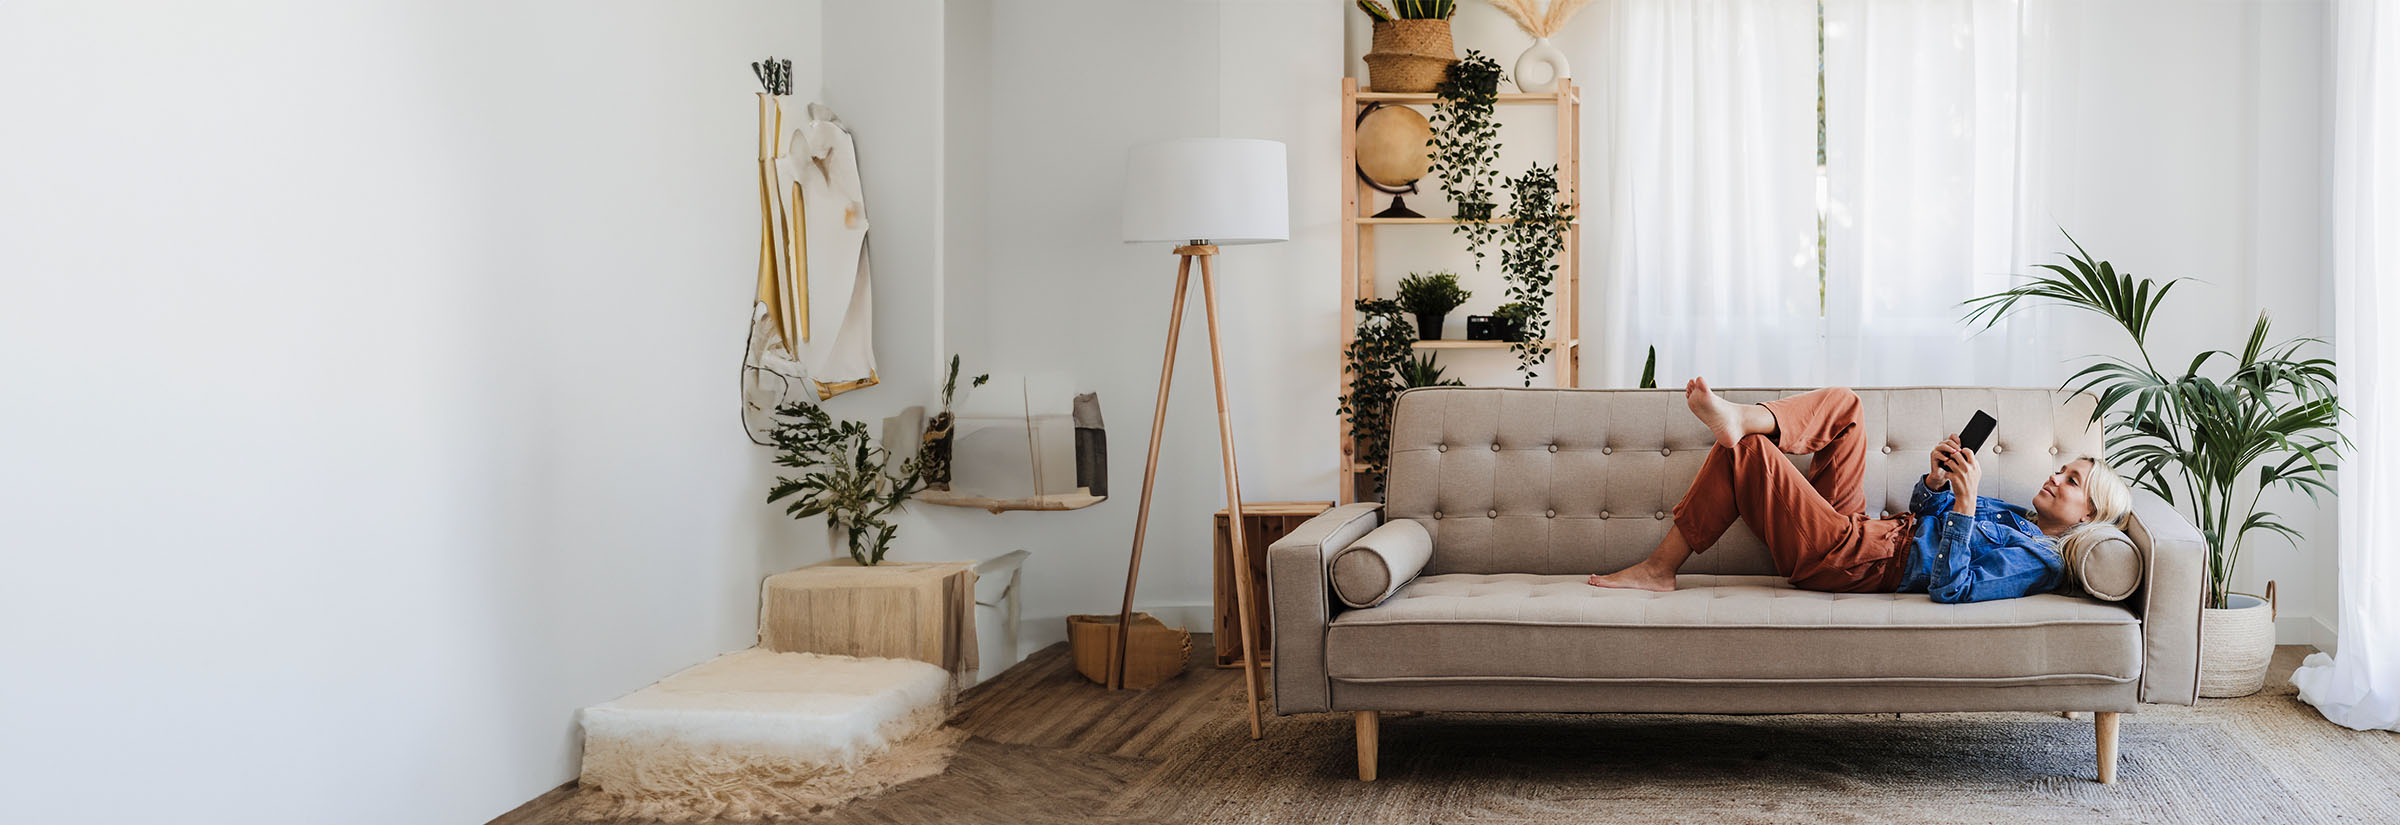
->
xmin=767 ymin=403 xmax=927 ymax=566
xmin=1431 ymin=52 xmax=1504 ymax=270
xmin=1498 ymin=163 xmax=1572 ymax=384
xmin=1338 ymin=298 xmax=1417 ymax=496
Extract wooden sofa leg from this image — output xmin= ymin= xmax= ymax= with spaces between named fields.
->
xmin=2095 ymin=711 xmax=2120 ymax=784
xmin=1355 ymin=711 xmax=1379 ymax=781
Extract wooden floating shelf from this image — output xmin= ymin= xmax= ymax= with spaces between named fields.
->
xmin=1352 ymin=217 xmax=1581 ymax=225
xmin=913 ymin=489 xmax=1105 ymax=514
xmin=1355 ymin=91 xmax=1580 ymax=104
xmin=1412 ymin=338 xmax=1578 ymax=350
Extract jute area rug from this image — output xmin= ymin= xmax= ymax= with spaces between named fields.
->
xmin=505 ymin=643 xmax=2400 ymax=825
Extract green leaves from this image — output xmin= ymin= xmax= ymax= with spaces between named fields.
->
xmin=1396 ymin=271 xmax=1471 ymax=316
xmin=1340 ymin=299 xmax=1419 ymax=494
xmin=1500 ymin=163 xmax=1570 ymax=386
xmin=1431 ymin=52 xmax=1505 ymax=270
xmin=765 ymin=402 xmax=926 ymax=565
xmin=1961 ymin=230 xmax=2346 ymax=608
xmin=1640 ymin=345 xmax=1658 ymax=389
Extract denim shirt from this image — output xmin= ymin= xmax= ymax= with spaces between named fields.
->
xmin=1897 ymin=476 xmax=2066 ymax=603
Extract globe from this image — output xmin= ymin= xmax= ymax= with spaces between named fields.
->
xmin=1356 ymin=104 xmax=1434 ymax=190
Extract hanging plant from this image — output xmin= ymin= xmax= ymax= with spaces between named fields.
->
xmin=1499 ymin=163 xmax=1573 ymax=385
xmin=1430 ymin=51 xmax=1505 ymax=270
xmin=1338 ymin=298 xmax=1417 ymax=496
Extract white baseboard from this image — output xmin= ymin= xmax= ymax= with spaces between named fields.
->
xmin=2276 ymin=615 xmax=2338 ymax=654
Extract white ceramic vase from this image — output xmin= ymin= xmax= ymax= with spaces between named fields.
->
xmin=1515 ymin=37 xmax=1571 ymax=93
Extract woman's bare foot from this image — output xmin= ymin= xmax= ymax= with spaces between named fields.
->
xmin=1684 ymin=377 xmax=1749 ymax=448
xmin=1588 ymin=563 xmax=1678 ymax=592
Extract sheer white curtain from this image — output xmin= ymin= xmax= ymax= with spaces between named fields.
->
xmin=2293 ymin=0 xmax=2400 ymax=733
xmin=1821 ymin=0 xmax=2049 ymax=387
xmin=1600 ymin=0 xmax=1824 ymax=387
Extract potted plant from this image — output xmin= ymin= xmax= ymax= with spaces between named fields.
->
xmin=1402 ymin=352 xmax=1467 ymax=388
xmin=1432 ymin=52 xmax=1505 ymax=268
xmin=920 ymin=354 xmax=989 ymax=491
xmin=1396 ymin=271 xmax=1470 ymax=340
xmin=1499 ymin=163 xmax=1572 ymax=385
xmin=1966 ymin=235 xmax=2343 ymax=697
xmin=1356 ymin=1 xmax=1458 ymax=93
xmin=1491 ymin=301 xmax=1541 ymax=344
xmin=767 ymin=403 xmax=929 ymax=566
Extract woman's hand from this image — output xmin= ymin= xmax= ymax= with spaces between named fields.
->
xmin=1939 ymin=442 xmax=1983 ymax=515
xmin=1927 ymin=435 xmax=1963 ymax=491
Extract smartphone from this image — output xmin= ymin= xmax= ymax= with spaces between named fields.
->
xmin=1959 ymin=410 xmax=1998 ymax=453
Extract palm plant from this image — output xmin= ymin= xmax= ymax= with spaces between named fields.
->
xmin=1964 ymin=236 xmax=2342 ymax=608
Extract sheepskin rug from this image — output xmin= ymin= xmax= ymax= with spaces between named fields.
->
xmin=571 ymin=649 xmax=963 ymax=820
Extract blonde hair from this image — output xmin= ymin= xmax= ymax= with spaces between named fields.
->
xmin=2056 ymin=455 xmax=2135 ymax=566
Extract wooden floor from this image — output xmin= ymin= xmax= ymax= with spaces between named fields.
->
xmin=492 ymin=637 xmax=1254 ymax=825
xmin=491 ymin=641 xmax=2397 ymax=825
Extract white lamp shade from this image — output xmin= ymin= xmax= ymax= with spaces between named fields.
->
xmin=1120 ymin=138 xmax=1289 ymax=245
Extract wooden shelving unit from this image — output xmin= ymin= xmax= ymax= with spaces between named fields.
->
xmin=1338 ymin=77 xmax=1581 ymax=504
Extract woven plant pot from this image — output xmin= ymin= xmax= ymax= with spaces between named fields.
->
xmin=1365 ymin=19 xmax=1457 ymax=93
xmin=2198 ymin=583 xmax=2276 ymax=698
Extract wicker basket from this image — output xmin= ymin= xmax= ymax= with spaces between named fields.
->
xmin=2199 ymin=582 xmax=2276 ymax=698
xmin=1364 ymin=18 xmax=1457 ymax=93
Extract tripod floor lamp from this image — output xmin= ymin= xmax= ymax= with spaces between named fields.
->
xmin=1112 ymin=138 xmax=1287 ymax=740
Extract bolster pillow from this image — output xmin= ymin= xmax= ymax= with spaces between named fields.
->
xmin=2063 ymin=524 xmax=2143 ymax=602
xmin=1330 ymin=519 xmax=1433 ymax=608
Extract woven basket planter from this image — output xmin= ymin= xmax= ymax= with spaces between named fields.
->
xmin=1365 ymin=19 xmax=1457 ymax=93
xmin=2198 ymin=583 xmax=2276 ymax=698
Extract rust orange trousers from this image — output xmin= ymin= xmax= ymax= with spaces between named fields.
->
xmin=1670 ymin=387 xmax=1915 ymax=593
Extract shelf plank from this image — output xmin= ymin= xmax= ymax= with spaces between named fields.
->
xmin=1411 ymin=338 xmax=1578 ymax=350
xmin=1351 ymin=217 xmax=1581 ymax=225
xmin=1356 ymin=91 xmax=1578 ymax=104
xmin=913 ymin=489 xmax=1105 ymax=514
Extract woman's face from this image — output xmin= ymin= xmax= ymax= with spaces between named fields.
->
xmin=2032 ymin=459 xmax=2099 ymax=525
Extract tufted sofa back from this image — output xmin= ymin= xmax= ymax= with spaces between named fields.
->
xmin=1383 ymin=386 xmax=2106 ymax=576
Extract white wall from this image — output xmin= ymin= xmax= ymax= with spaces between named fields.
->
xmin=0 ymin=2 xmax=823 ymax=822
xmin=2022 ymin=0 xmax=2338 ymax=646
xmin=898 ymin=0 xmax=1345 ymax=651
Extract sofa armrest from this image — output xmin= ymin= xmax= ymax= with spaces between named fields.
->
xmin=1267 ymin=502 xmax=1382 ymax=714
xmin=2122 ymin=491 xmax=2206 ymax=705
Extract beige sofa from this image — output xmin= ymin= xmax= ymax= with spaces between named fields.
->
xmin=1271 ymin=387 xmax=2204 ymax=783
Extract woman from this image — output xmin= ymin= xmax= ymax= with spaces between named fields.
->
xmin=1588 ymin=378 xmax=2134 ymax=603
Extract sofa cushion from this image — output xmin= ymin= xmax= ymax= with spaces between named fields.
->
xmin=2063 ymin=525 xmax=2142 ymax=602
xmin=1331 ymin=519 xmax=1433 ymax=608
xmin=1325 ymin=573 xmax=2141 ymax=687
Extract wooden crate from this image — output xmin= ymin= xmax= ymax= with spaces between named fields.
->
xmin=1213 ymin=501 xmax=1334 ymax=668
xmin=758 ymin=560 xmax=978 ymax=689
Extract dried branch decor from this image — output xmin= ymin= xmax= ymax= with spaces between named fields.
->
xmin=1485 ymin=0 xmax=1595 ymax=38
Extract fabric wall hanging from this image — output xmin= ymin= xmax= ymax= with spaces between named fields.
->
xmin=743 ymin=96 xmax=880 ymax=442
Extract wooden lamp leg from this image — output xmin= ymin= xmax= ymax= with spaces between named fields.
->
xmin=2095 ymin=711 xmax=2120 ymax=784
xmin=1197 ymin=252 xmax=1264 ymax=740
xmin=1110 ymin=257 xmax=1193 ymax=691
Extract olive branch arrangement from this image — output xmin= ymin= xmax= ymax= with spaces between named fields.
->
xmin=766 ymin=403 xmax=926 ymax=566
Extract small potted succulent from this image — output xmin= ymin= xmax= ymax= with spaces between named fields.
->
xmin=1492 ymin=300 xmax=1541 ymax=343
xmin=1401 ymin=353 xmax=1466 ymax=388
xmin=1396 ymin=271 xmax=1471 ymax=340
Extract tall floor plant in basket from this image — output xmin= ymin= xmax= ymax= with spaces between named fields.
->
xmin=1964 ymin=237 xmax=2343 ymax=618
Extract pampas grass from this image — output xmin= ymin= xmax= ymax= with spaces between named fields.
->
xmin=1486 ymin=0 xmax=1593 ymax=38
